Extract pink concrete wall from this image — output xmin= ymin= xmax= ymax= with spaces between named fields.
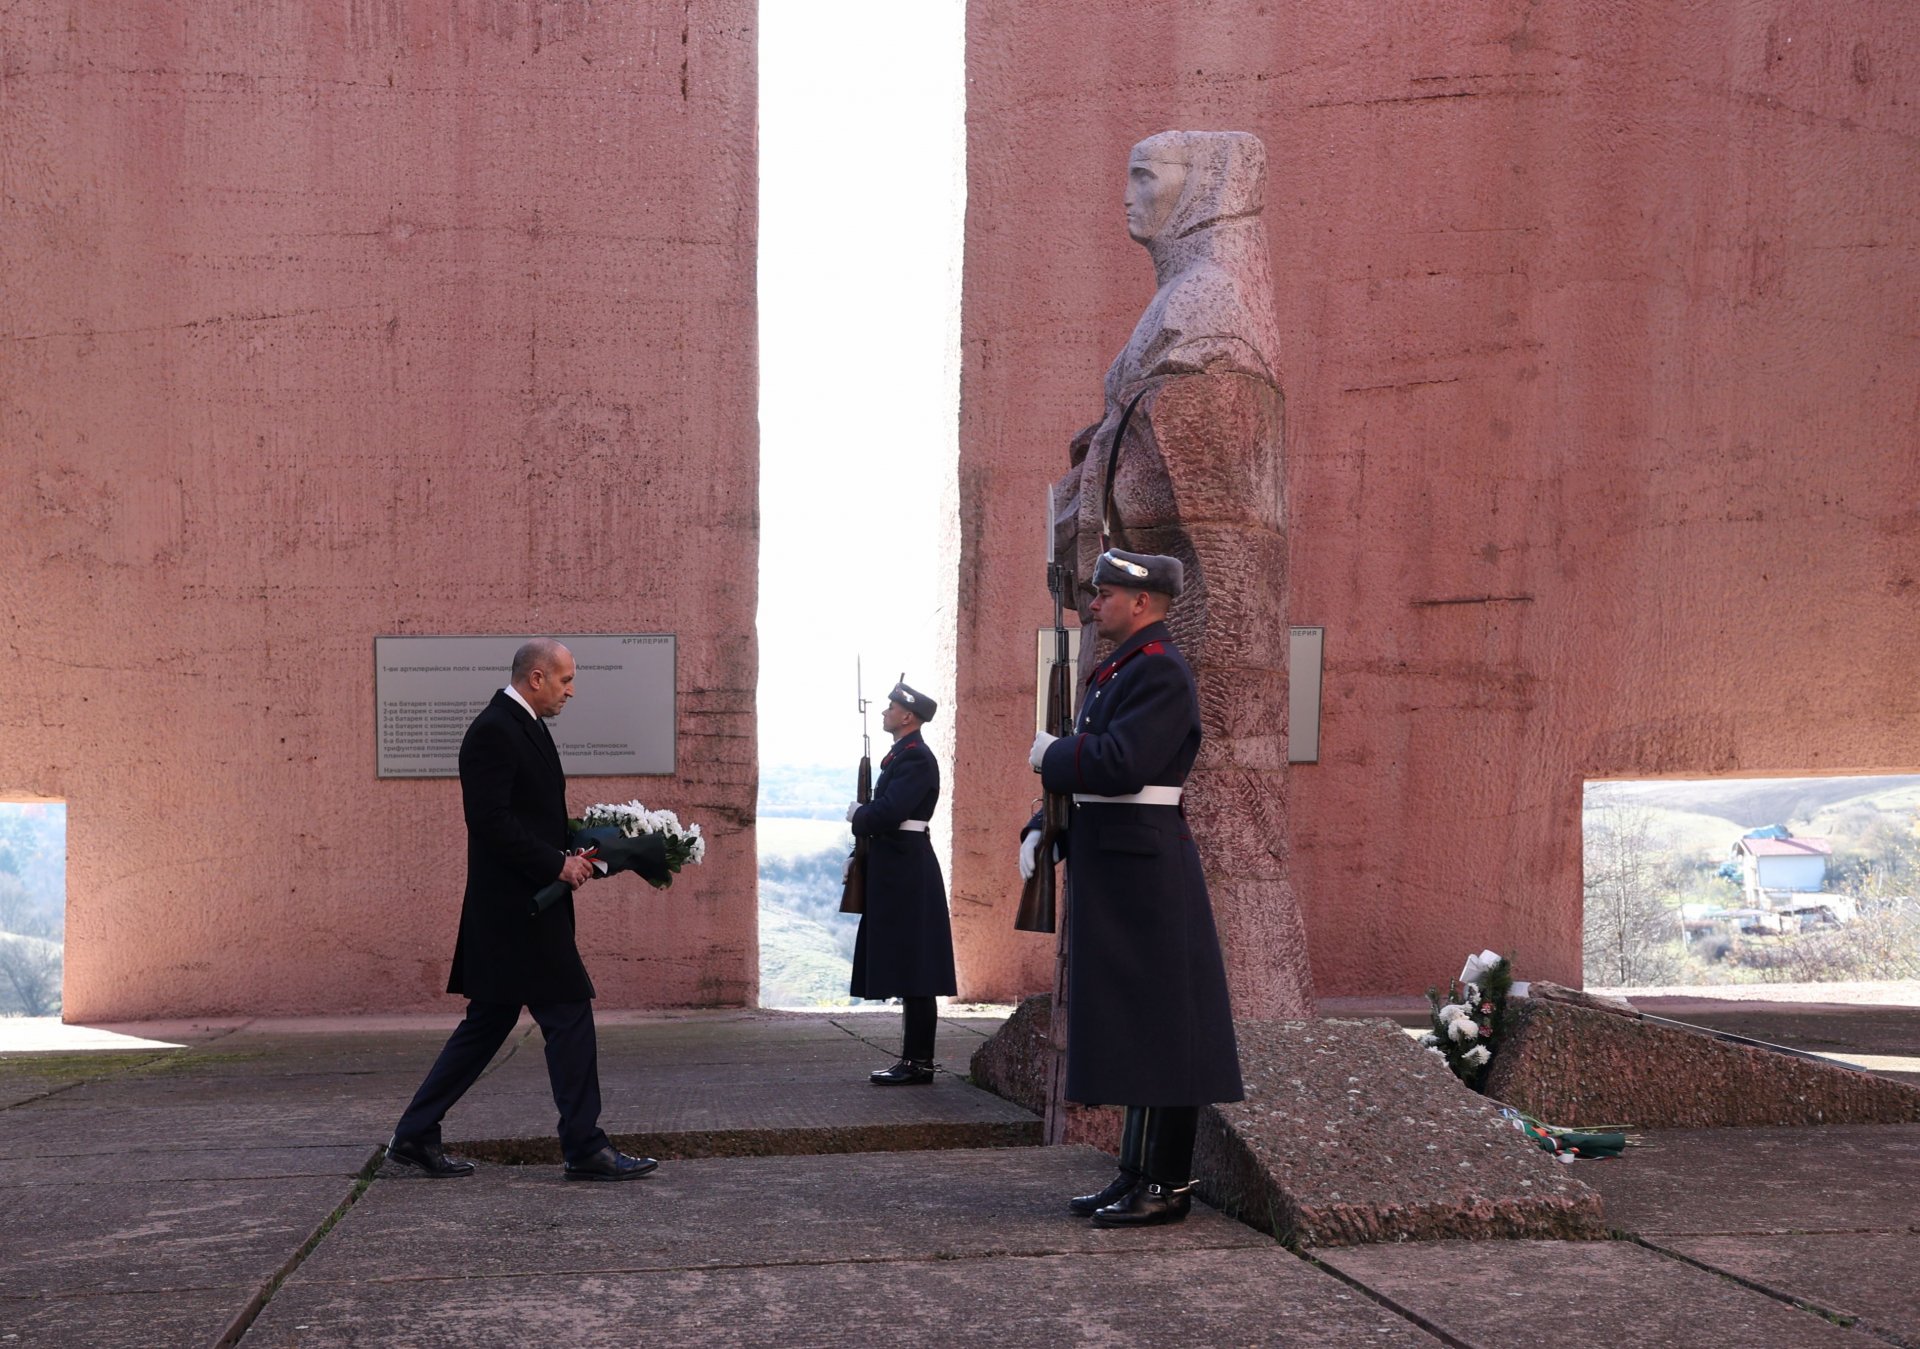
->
xmin=953 ymin=0 xmax=1920 ymax=999
xmin=0 ymin=2 xmax=759 ymax=1019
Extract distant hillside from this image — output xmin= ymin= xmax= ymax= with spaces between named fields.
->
xmin=1588 ymin=777 xmax=1920 ymax=836
xmin=758 ymin=762 xmax=860 ymax=1007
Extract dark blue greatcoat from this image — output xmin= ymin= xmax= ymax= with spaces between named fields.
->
xmin=849 ymin=729 xmax=958 ymax=999
xmin=1031 ymin=621 xmax=1242 ymax=1107
xmin=447 ymin=690 xmax=595 ymax=1005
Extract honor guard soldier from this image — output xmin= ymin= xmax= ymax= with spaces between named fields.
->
xmin=1019 ymin=549 xmax=1243 ymax=1226
xmin=849 ymin=678 xmax=958 ymax=1084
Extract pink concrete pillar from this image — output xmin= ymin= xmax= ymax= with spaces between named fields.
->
xmin=954 ymin=0 xmax=1920 ymax=1000
xmin=0 ymin=1 xmax=760 ymax=1018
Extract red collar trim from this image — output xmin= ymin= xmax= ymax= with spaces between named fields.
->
xmin=1094 ymin=640 xmax=1166 ymax=685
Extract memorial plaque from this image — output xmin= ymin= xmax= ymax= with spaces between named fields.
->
xmin=375 ymin=634 xmax=675 ymax=778
xmin=1288 ymin=626 xmax=1323 ymax=764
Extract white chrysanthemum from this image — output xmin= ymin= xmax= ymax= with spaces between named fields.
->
xmin=1462 ymin=1045 xmax=1491 ymax=1067
xmin=1446 ymin=1017 xmax=1479 ymax=1042
xmin=1436 ymin=1003 xmax=1469 ymax=1024
xmin=1419 ymin=1032 xmax=1440 ymax=1047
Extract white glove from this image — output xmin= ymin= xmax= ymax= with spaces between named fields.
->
xmin=846 ymin=801 xmax=860 ymax=823
xmin=1028 ymin=731 xmax=1058 ymax=772
xmin=1019 ymin=830 xmax=1042 ymax=881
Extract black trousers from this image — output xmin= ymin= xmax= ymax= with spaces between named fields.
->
xmin=901 ymin=995 xmax=937 ymax=1061
xmin=394 ymin=999 xmax=609 ymax=1165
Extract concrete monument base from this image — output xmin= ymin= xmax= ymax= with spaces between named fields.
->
xmin=1484 ymin=998 xmax=1920 ymax=1130
xmin=971 ymin=999 xmax=1606 ymax=1246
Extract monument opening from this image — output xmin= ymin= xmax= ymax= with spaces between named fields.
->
xmin=753 ymin=3 xmax=965 ymax=1007
xmin=1583 ymin=775 xmax=1920 ymax=993
xmin=0 ymin=800 xmax=66 ymax=1018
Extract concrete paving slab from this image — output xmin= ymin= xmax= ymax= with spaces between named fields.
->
xmin=0 ymin=1286 xmax=251 ymax=1348
xmin=0 ymin=1176 xmax=355 ymax=1297
xmin=1320 ymin=1240 xmax=1876 ymax=1348
xmin=1579 ymin=1123 xmax=1920 ymax=1236
xmin=0 ymin=1144 xmax=377 ymax=1187
xmin=441 ymin=1056 xmax=1039 ymax=1161
xmin=246 ymin=1248 xmax=1446 ymax=1348
xmin=0 ymin=1101 xmax=391 ymax=1159
xmin=1658 ymin=1232 xmax=1920 ymax=1345
xmin=0 ymin=1051 xmax=182 ymax=1108
xmin=308 ymin=1147 xmax=1264 ymax=1284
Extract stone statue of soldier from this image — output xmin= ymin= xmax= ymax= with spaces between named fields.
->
xmin=1047 ymin=129 xmax=1315 ymax=1026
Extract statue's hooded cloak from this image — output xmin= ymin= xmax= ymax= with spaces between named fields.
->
xmin=1103 ymin=130 xmax=1284 ymax=403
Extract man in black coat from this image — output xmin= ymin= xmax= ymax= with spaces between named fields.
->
xmin=386 ymin=638 xmax=656 ymax=1181
xmin=848 ymin=678 xmax=957 ymax=1085
xmin=1020 ymin=549 xmax=1242 ymax=1227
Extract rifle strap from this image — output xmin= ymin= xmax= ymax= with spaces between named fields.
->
xmin=1099 ymin=386 xmax=1153 ymax=549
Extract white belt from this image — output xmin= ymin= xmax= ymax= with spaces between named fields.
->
xmin=897 ymin=820 xmax=930 ymax=833
xmin=1072 ymin=786 xmax=1183 ymax=807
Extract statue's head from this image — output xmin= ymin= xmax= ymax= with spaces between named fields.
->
xmin=1125 ymin=131 xmax=1267 ymax=246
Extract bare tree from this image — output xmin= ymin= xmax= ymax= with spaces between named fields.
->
xmin=1583 ymin=801 xmax=1684 ymax=986
xmin=0 ymin=935 xmax=62 ymax=1017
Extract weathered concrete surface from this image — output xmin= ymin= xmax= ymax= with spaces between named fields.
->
xmin=1319 ymin=1240 xmax=1877 ymax=1349
xmin=0 ymin=1176 xmax=357 ymax=1299
xmin=1635 ymin=996 xmax=1920 ymax=1086
xmin=415 ymin=1012 xmax=1038 ymax=1161
xmin=254 ymin=1248 xmax=1445 ymax=1349
xmin=0 ymin=1287 xmax=256 ymax=1349
xmin=312 ymin=1149 xmax=1267 ymax=1283
xmin=13 ymin=1009 xmax=1920 ymax=1346
xmin=1578 ymin=1122 xmax=1920 ymax=1237
xmin=1202 ymin=1019 xmax=1604 ymax=1246
xmin=0 ymin=0 xmax=761 ymax=1019
xmin=1485 ymin=999 xmax=1920 ymax=1128
xmin=952 ymin=3 xmax=1920 ymax=1004
xmin=973 ymin=1009 xmax=1603 ymax=1244
xmin=1659 ymin=1233 xmax=1920 ymax=1347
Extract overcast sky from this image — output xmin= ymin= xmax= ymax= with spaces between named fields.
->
xmin=756 ymin=2 xmax=965 ymax=772
xmin=7 ymin=18 xmax=963 ymax=867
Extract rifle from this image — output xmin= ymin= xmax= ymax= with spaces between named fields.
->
xmin=1016 ymin=487 xmax=1076 ymax=934
xmin=838 ymin=659 xmax=872 ymax=915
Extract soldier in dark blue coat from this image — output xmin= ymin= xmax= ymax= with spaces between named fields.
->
xmin=1020 ymin=549 xmax=1242 ymax=1226
xmin=848 ymin=678 xmax=958 ymax=1085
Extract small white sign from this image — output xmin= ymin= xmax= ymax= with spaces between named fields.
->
xmin=375 ymin=634 xmax=675 ymax=778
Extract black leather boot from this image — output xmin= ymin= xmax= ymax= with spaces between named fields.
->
xmin=1092 ymin=1106 xmax=1198 ymax=1228
xmin=1069 ymin=1105 xmax=1147 ymax=1215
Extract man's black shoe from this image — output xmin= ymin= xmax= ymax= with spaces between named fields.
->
xmin=1068 ymin=1169 xmax=1140 ymax=1216
xmin=1091 ymin=1180 xmax=1192 ymax=1227
xmin=869 ymin=1058 xmax=936 ymax=1086
xmin=384 ymin=1136 xmax=476 ymax=1179
xmin=563 ymin=1145 xmax=659 ymax=1181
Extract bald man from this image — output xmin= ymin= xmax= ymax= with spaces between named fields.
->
xmin=387 ymin=638 xmax=655 ymax=1182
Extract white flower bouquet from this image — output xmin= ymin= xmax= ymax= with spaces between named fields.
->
xmin=577 ymin=800 xmax=707 ymax=876
xmin=1423 ymin=949 xmax=1514 ymax=1089
xmin=528 ymin=801 xmax=707 ymax=915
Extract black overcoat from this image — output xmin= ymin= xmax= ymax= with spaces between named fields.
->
xmin=849 ymin=729 xmax=958 ymax=999
xmin=1034 ymin=622 xmax=1242 ymax=1106
xmin=446 ymin=690 xmax=596 ymax=1005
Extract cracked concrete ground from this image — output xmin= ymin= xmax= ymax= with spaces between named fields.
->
xmin=2 ymin=1002 xmax=1917 ymax=1347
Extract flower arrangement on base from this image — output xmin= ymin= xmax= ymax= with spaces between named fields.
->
xmin=1421 ymin=948 xmax=1514 ymax=1090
